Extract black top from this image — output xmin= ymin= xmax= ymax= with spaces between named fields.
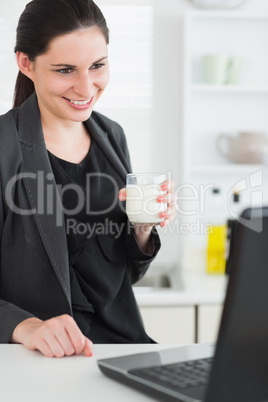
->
xmin=48 ymin=137 xmax=157 ymax=343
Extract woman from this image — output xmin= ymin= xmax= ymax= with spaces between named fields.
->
xmin=0 ymin=0 xmax=175 ymax=357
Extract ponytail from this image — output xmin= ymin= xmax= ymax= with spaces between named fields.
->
xmin=13 ymin=71 xmax=35 ymax=108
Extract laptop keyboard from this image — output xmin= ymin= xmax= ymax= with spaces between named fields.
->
xmin=128 ymin=357 xmax=213 ymax=392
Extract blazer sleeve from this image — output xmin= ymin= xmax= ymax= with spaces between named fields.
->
xmin=0 ymin=112 xmax=36 ymax=343
xmin=125 ymin=225 xmax=161 ymax=284
xmin=0 ymin=174 xmax=35 ymax=343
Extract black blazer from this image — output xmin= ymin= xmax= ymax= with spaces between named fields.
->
xmin=0 ymin=93 xmax=160 ymax=343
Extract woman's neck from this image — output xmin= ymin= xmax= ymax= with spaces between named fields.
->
xmin=42 ymin=118 xmax=91 ymax=164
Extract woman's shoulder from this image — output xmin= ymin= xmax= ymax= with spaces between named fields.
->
xmin=0 ymin=108 xmax=19 ymax=144
xmin=0 ymin=108 xmax=22 ymax=174
xmin=0 ymin=107 xmax=18 ymax=125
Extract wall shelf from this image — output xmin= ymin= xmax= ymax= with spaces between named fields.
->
xmin=191 ymin=85 xmax=268 ymax=94
xmin=181 ymin=10 xmax=268 ymax=272
xmin=188 ymin=11 xmax=268 ymax=20
xmin=190 ymin=164 xmax=268 ymax=174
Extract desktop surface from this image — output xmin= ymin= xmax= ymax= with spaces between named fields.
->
xmin=0 ymin=343 xmax=188 ymax=402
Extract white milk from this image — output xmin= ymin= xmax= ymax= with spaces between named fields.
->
xmin=126 ymin=184 xmax=167 ymax=224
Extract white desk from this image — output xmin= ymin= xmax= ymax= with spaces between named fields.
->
xmin=0 ymin=344 xmax=176 ymax=402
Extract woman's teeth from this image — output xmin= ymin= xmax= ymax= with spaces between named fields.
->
xmin=67 ymin=98 xmax=92 ymax=106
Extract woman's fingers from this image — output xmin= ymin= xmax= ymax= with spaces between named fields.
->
xmin=160 ymin=205 xmax=176 ymax=227
xmin=45 ymin=335 xmax=66 ymax=358
xmin=45 ymin=315 xmax=93 ymax=357
xmin=157 ymin=193 xmax=174 ymax=205
xmin=161 ymin=179 xmax=174 ymax=193
xmin=118 ymin=188 xmax=126 ymax=201
xmin=54 ymin=325 xmax=76 ymax=356
xmin=30 ymin=327 xmax=65 ymax=358
xmin=64 ymin=318 xmax=93 ymax=356
xmin=83 ymin=337 xmax=93 ymax=357
xmin=60 ymin=315 xmax=87 ymax=355
xmin=36 ymin=338 xmax=55 ymax=358
xmin=16 ymin=315 xmax=93 ymax=358
xmin=158 ymin=180 xmax=176 ymax=226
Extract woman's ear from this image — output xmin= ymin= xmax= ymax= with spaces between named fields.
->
xmin=16 ymin=52 xmax=34 ymax=81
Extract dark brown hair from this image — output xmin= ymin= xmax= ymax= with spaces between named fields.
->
xmin=13 ymin=0 xmax=109 ymax=107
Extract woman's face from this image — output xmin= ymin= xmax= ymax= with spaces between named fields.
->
xmin=27 ymin=27 xmax=109 ymax=124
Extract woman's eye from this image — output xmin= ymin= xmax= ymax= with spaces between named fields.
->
xmin=90 ymin=63 xmax=105 ymax=70
xmin=57 ymin=68 xmax=73 ymax=75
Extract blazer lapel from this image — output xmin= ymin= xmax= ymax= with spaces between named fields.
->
xmin=18 ymin=94 xmax=71 ymax=306
xmin=85 ymin=118 xmax=128 ymax=183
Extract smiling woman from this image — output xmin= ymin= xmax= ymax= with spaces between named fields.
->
xmin=0 ymin=0 xmax=175 ymax=358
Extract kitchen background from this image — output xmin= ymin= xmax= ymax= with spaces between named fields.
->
xmin=1 ymin=0 xmax=268 ymax=278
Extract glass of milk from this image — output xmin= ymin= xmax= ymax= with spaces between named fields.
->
xmin=126 ymin=173 xmax=167 ymax=224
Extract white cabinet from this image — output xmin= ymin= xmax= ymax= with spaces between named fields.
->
xmin=139 ymin=304 xmax=223 ymax=344
xmin=140 ymin=306 xmax=195 ymax=344
xmin=197 ymin=304 xmax=223 ymax=344
xmin=181 ymin=11 xmax=268 ymax=271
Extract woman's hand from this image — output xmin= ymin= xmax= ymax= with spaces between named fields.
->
xmin=119 ymin=179 xmax=176 ymax=228
xmin=11 ymin=315 xmax=93 ymax=358
xmin=157 ymin=179 xmax=176 ymax=227
xmin=119 ymin=180 xmax=176 ymax=253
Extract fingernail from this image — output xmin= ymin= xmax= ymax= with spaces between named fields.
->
xmin=160 ymin=211 xmax=168 ymax=218
xmin=157 ymin=195 xmax=165 ymax=202
xmin=161 ymin=183 xmax=168 ymax=191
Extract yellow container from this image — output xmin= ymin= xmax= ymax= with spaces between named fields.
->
xmin=206 ymin=224 xmax=227 ymax=274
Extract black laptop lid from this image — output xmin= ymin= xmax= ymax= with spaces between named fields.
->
xmin=205 ymin=207 xmax=268 ymax=402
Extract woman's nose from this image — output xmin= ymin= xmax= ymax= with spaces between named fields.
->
xmin=74 ymin=72 xmax=94 ymax=97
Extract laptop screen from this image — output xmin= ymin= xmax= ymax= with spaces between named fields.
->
xmin=205 ymin=207 xmax=268 ymax=402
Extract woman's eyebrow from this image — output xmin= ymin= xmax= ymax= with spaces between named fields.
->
xmin=51 ymin=56 xmax=108 ymax=68
xmin=51 ymin=63 xmax=76 ymax=68
xmin=92 ymin=56 xmax=108 ymax=63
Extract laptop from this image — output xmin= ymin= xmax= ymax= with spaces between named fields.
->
xmin=98 ymin=207 xmax=268 ymax=402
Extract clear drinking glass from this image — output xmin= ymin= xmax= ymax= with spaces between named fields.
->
xmin=126 ymin=173 xmax=167 ymax=224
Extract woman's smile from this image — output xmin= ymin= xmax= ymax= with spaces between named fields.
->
xmin=63 ymin=96 xmax=95 ymax=109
